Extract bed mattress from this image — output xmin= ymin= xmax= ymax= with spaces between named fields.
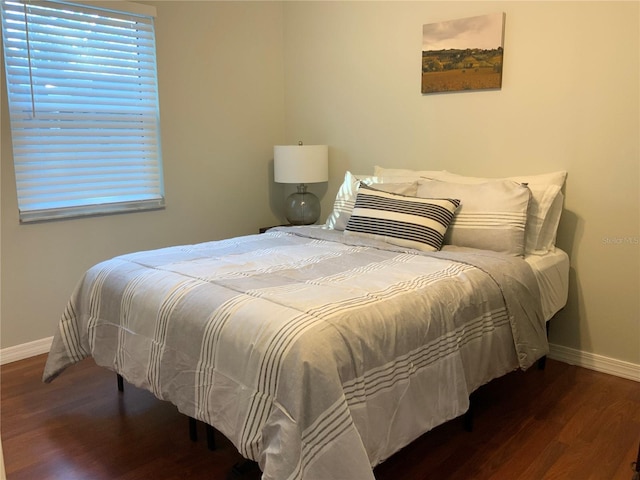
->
xmin=525 ymin=248 xmax=570 ymax=321
xmin=441 ymin=243 xmax=569 ymax=322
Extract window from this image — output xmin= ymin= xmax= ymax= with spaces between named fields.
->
xmin=1 ymin=0 xmax=164 ymax=222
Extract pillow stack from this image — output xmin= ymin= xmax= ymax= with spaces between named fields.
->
xmin=374 ymin=166 xmax=567 ymax=256
xmin=324 ymin=167 xmax=567 ymax=257
xmin=428 ymin=170 xmax=567 ymax=255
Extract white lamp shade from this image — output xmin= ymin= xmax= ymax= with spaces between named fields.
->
xmin=274 ymin=144 xmax=329 ymax=184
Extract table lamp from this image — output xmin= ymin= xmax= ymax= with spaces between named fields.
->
xmin=274 ymin=142 xmax=328 ymax=225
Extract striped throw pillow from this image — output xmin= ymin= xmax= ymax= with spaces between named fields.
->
xmin=344 ymin=185 xmax=460 ymax=252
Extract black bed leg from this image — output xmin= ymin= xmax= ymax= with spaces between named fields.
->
xmin=227 ymin=460 xmax=261 ymax=480
xmin=206 ymin=424 xmax=216 ymax=450
xmin=188 ymin=418 xmax=215 ymax=449
xmin=189 ymin=417 xmax=198 ymax=442
xmin=537 ymin=355 xmax=547 ymax=370
xmin=463 ymin=395 xmax=475 ymax=432
xmin=538 ymin=321 xmax=551 ymax=370
xmin=117 ymin=373 xmax=124 ymax=392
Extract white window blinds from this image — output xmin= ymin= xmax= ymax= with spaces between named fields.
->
xmin=1 ymin=0 xmax=164 ymax=222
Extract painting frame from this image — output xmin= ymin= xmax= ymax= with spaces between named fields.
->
xmin=421 ymin=12 xmax=506 ymax=95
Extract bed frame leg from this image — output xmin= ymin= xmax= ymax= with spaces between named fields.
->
xmin=227 ymin=460 xmax=260 ymax=480
xmin=206 ymin=424 xmax=216 ymax=450
xmin=189 ymin=417 xmax=198 ymax=442
xmin=188 ymin=418 xmax=216 ymax=450
xmin=463 ymin=395 xmax=476 ymax=432
xmin=537 ymin=321 xmax=551 ymax=370
xmin=537 ymin=356 xmax=547 ymax=370
xmin=116 ymin=373 xmax=214 ymax=450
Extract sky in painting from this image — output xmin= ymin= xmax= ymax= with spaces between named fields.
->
xmin=423 ymin=12 xmax=504 ymax=51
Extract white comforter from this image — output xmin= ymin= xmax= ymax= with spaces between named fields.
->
xmin=43 ymin=226 xmax=547 ymax=479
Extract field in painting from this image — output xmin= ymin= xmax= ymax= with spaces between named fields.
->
xmin=421 ymin=48 xmax=503 ymax=94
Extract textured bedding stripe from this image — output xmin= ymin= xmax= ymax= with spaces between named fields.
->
xmin=237 ymin=258 xmax=477 ymax=459
xmin=342 ymin=307 xmax=510 ymax=405
xmin=450 ymin=212 xmax=527 ymax=228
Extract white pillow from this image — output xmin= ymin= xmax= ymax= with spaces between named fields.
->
xmin=344 ymin=184 xmax=460 ymax=252
xmin=537 ymin=190 xmax=564 ymax=252
xmin=324 ymin=171 xmax=419 ymax=231
xmin=417 ymin=179 xmax=531 ymax=256
xmin=374 ymin=166 xmax=447 ymax=180
xmin=375 ymin=167 xmax=567 ymax=254
xmin=436 ymin=171 xmax=567 ymax=254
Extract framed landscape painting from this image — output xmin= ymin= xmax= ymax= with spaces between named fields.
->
xmin=421 ymin=12 xmax=505 ymax=94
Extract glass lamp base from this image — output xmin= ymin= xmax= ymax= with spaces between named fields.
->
xmin=285 ymin=185 xmax=320 ymax=225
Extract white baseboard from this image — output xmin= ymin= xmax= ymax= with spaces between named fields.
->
xmin=549 ymin=343 xmax=640 ymax=382
xmin=1 ymin=337 xmax=637 ymax=383
xmin=0 ymin=336 xmax=53 ymax=365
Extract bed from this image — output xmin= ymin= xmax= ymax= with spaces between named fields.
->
xmin=43 ymin=168 xmax=569 ymax=480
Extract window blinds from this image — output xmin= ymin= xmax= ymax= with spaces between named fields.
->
xmin=1 ymin=0 xmax=164 ymax=222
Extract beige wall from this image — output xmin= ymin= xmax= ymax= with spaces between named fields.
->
xmin=1 ymin=1 xmax=286 ymax=348
xmin=1 ymin=1 xmax=639 ymax=367
xmin=282 ymin=1 xmax=639 ymax=364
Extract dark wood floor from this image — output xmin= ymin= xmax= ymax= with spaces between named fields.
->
xmin=1 ymin=354 xmax=639 ymax=480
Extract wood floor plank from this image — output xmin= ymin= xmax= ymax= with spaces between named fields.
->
xmin=516 ymin=439 xmax=568 ymax=480
xmin=1 ymin=354 xmax=639 ymax=479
